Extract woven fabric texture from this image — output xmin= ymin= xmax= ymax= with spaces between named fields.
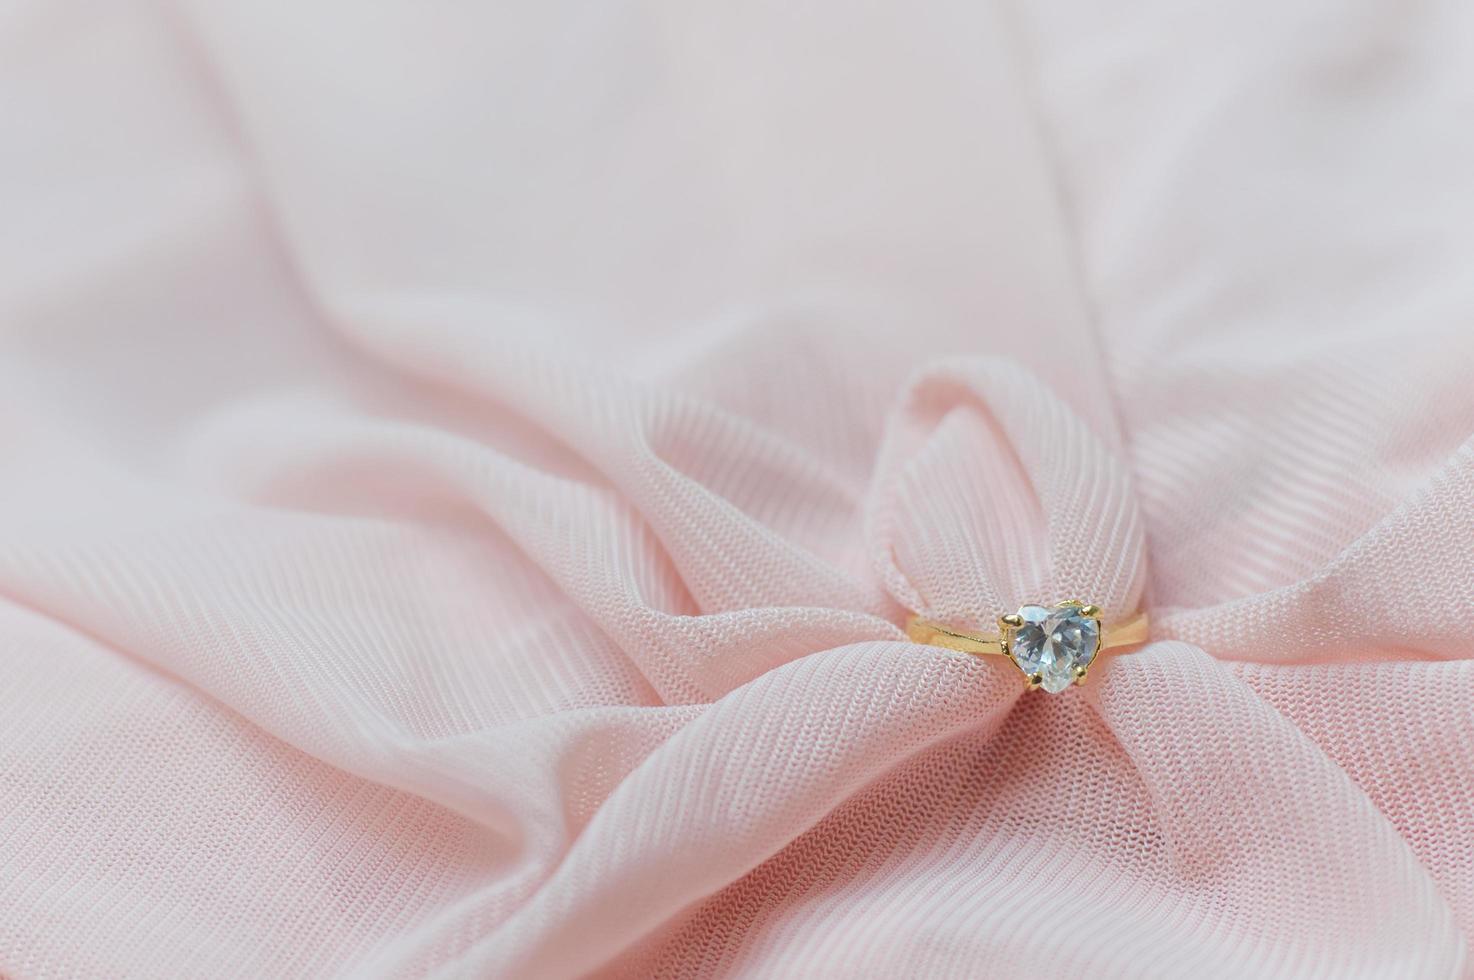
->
xmin=1 ymin=0 xmax=1471 ymax=977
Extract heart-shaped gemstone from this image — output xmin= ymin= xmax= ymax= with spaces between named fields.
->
xmin=1008 ymin=603 xmax=1101 ymax=693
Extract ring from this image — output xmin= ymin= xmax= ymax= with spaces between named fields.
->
xmin=906 ymin=600 xmax=1149 ymax=693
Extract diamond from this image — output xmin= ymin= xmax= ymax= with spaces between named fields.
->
xmin=1008 ymin=603 xmax=1101 ymax=693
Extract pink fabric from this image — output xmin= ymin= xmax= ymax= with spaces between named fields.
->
xmin=2 ymin=0 xmax=1472 ymax=977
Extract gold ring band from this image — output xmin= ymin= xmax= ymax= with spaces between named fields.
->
xmin=906 ymin=600 xmax=1149 ymax=692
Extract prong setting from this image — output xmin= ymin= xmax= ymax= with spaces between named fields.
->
xmin=1008 ymin=600 xmax=1102 ymax=694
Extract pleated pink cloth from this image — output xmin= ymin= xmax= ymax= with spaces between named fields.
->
xmin=2 ymin=1 xmax=1473 ymax=977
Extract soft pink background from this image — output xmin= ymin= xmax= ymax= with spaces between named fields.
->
xmin=1 ymin=0 xmax=1471 ymax=976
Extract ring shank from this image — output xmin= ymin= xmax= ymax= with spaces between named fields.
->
xmin=906 ymin=611 xmax=1150 ymax=658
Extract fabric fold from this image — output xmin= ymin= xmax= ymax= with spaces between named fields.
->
xmin=867 ymin=358 xmax=1146 ymax=627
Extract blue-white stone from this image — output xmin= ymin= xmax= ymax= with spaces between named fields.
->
xmin=1009 ymin=603 xmax=1100 ymax=693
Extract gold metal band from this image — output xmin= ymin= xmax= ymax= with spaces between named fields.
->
xmin=905 ymin=610 xmax=1151 ymax=658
